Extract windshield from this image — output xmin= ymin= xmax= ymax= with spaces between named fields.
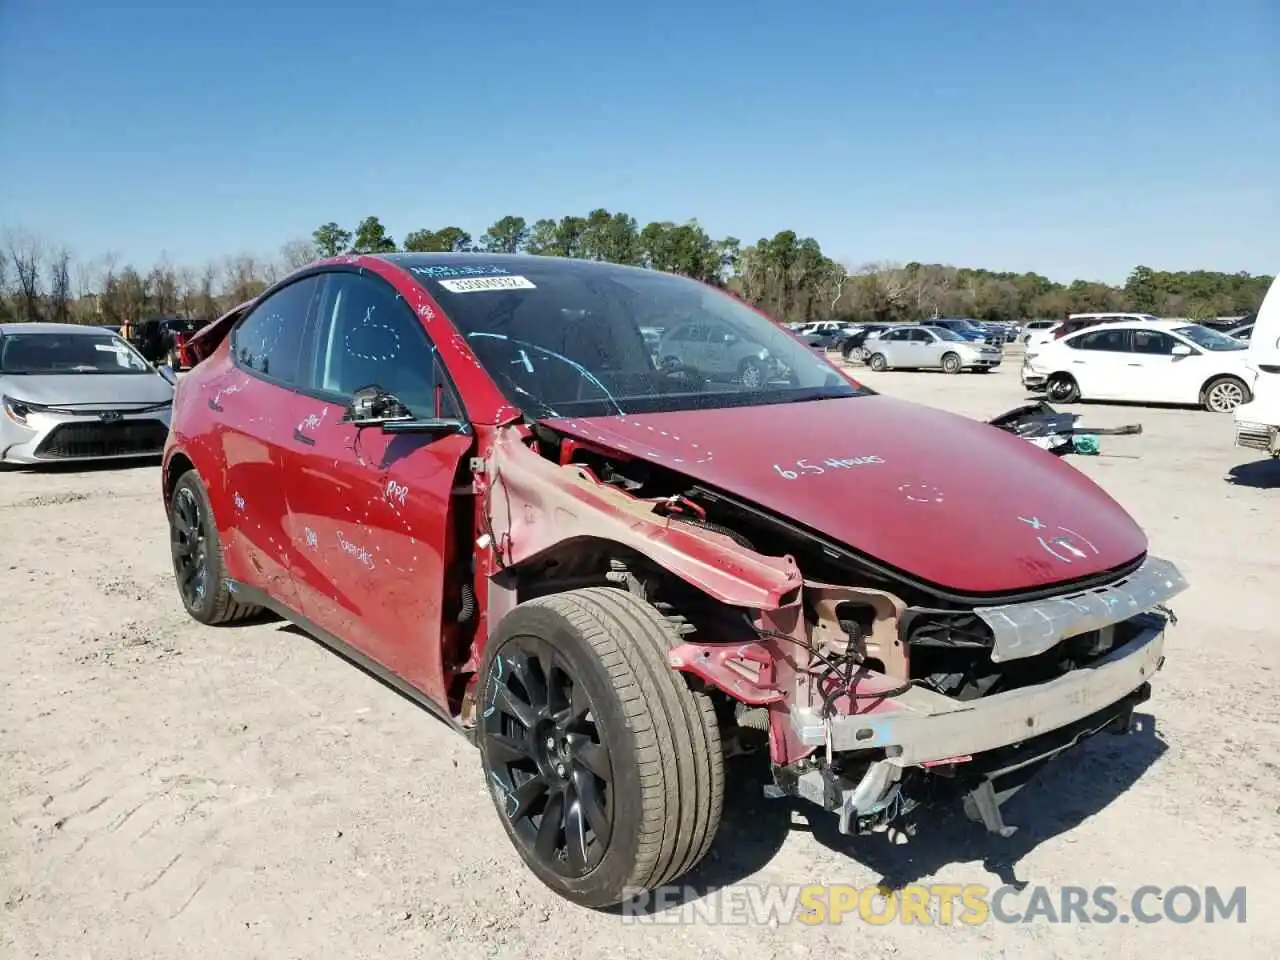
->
xmin=925 ymin=326 xmax=967 ymax=342
xmin=0 ymin=331 xmax=153 ymax=374
xmin=1173 ymin=324 xmax=1247 ymax=351
xmin=408 ymin=258 xmax=868 ymax=418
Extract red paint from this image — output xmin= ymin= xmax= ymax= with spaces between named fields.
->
xmin=274 ymin=389 xmax=473 ymax=704
xmin=549 ymin=397 xmax=1146 ymax=593
xmin=162 ymin=252 xmax=1150 ymax=757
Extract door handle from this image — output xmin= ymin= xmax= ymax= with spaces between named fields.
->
xmin=292 ymin=428 xmax=316 ymax=446
xmin=1127 ymin=363 xmax=1142 ymax=367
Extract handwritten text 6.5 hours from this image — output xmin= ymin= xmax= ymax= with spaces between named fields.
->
xmin=774 ymin=456 xmax=884 ymax=479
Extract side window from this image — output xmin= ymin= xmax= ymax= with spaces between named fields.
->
xmin=914 ymin=330 xmax=935 ymax=342
xmin=1071 ymin=329 xmax=1130 ymax=352
xmin=231 ymin=276 xmax=321 ymax=384
xmin=1131 ymin=330 xmax=1177 ymax=355
xmin=879 ymin=329 xmax=902 ymax=342
xmin=669 ymin=325 xmax=694 ymax=342
xmin=308 ymin=272 xmax=461 ymax=419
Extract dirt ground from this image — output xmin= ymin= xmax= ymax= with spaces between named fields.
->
xmin=3 ymin=354 xmax=1279 ymax=960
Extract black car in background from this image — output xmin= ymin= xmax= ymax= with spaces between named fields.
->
xmin=838 ymin=323 xmax=895 ymax=360
xmin=128 ymin=316 xmax=198 ymax=366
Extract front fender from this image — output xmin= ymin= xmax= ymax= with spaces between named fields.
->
xmin=485 ymin=427 xmax=802 ymax=610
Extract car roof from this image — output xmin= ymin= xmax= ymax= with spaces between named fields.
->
xmin=1063 ymin=318 xmax=1204 ymax=334
xmin=375 ymin=251 xmax=640 ymax=272
xmin=0 ymin=322 xmax=118 ymax=336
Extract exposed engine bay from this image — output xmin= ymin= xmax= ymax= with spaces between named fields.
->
xmin=470 ymin=416 xmax=1188 ymax=842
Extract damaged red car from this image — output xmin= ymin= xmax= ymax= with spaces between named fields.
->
xmin=162 ymin=253 xmax=1188 ymax=908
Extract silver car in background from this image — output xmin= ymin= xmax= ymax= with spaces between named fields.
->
xmin=655 ymin=319 xmax=784 ymax=388
xmin=865 ymin=324 xmax=1003 ymax=373
xmin=0 ymin=323 xmax=175 ymax=466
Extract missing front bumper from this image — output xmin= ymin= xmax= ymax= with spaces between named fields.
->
xmin=790 ymin=615 xmax=1166 ymax=761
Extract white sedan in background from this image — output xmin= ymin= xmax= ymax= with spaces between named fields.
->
xmin=1021 ymin=319 xmax=1254 ymax=412
xmin=865 ymin=324 xmax=1002 ymax=373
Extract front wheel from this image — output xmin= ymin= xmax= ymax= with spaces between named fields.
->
xmin=1046 ymin=373 xmax=1080 ymax=403
xmin=941 ymin=352 xmax=962 ymax=374
xmin=477 ymin=587 xmax=724 ymax=909
xmin=868 ymin=352 xmax=888 ymax=372
xmin=1203 ymin=375 xmax=1250 ymax=413
xmin=738 ymin=357 xmax=766 ymax=388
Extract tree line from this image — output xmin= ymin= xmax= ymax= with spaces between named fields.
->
xmin=0 ymin=213 xmax=1270 ymax=331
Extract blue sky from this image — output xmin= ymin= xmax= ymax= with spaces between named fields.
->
xmin=1 ymin=0 xmax=1276 ymax=283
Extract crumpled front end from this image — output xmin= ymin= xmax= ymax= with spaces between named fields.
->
xmin=476 ymin=417 xmax=1190 ymax=842
xmin=726 ymin=555 xmax=1188 ymax=837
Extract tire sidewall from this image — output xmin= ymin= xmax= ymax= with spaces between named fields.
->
xmin=942 ymin=352 xmax=961 ymax=373
xmin=1048 ymin=374 xmax=1078 ymax=402
xmin=869 ymin=353 xmax=887 ymax=371
xmin=170 ymin=471 xmax=220 ymax=621
xmin=1205 ymin=376 xmax=1248 ymax=412
xmin=477 ymin=601 xmax=647 ymax=905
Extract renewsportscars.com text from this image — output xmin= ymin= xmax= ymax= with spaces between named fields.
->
xmin=619 ymin=883 xmax=1247 ymax=926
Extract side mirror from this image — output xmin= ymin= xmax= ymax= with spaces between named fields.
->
xmin=1171 ymin=344 xmax=1193 ymax=357
xmin=341 ymin=384 xmax=413 ymax=425
xmin=158 ymin=364 xmax=176 ymax=384
xmin=341 ymin=384 xmax=467 ymax=436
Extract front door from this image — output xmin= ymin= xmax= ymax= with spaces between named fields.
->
xmin=206 ymin=275 xmax=323 ymax=610
xmin=1124 ymin=328 xmax=1201 ymax=404
xmin=279 ymin=269 xmax=474 ymax=704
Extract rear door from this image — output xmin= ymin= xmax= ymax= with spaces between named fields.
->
xmin=1057 ymin=327 xmax=1131 ymax=399
xmin=211 ymin=275 xmax=323 ymax=608
xmin=278 ymin=268 xmax=474 ymax=703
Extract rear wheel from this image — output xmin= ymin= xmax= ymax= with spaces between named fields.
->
xmin=1046 ymin=373 xmax=1080 ymax=403
xmin=477 ymin=586 xmax=724 ymax=909
xmin=169 ymin=470 xmax=262 ymax=624
xmin=941 ymin=352 xmax=962 ymax=374
xmin=1202 ymin=375 xmax=1250 ymax=413
xmin=868 ymin=352 xmax=888 ymax=372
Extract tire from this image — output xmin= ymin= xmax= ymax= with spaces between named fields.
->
xmin=168 ymin=470 xmax=262 ymax=625
xmin=1202 ymin=375 xmax=1250 ymax=413
xmin=477 ymin=586 xmax=724 ymax=909
xmin=941 ymin=352 xmax=962 ymax=374
xmin=1046 ymin=373 xmax=1080 ymax=403
xmin=868 ymin=352 xmax=888 ymax=372
xmin=738 ymin=357 xmax=765 ymax=388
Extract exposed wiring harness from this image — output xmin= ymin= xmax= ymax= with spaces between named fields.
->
xmin=744 ymin=615 xmax=916 ymax=719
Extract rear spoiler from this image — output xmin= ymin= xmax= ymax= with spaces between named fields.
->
xmin=185 ymin=298 xmax=255 ymax=366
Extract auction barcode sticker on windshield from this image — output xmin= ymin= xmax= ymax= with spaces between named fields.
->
xmin=437 ymin=275 xmax=536 ymax=293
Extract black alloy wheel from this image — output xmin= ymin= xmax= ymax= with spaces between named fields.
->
xmin=168 ymin=470 xmax=262 ymax=625
xmin=482 ymin=634 xmax=613 ymax=877
xmin=171 ymin=484 xmax=210 ymax=611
